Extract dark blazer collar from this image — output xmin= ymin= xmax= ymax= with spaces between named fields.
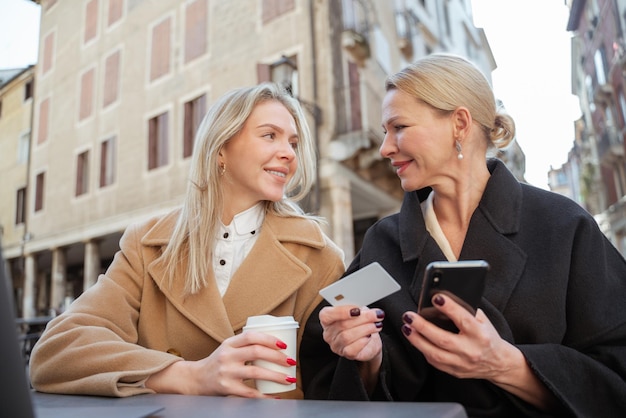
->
xmin=398 ymin=158 xmax=523 ymax=262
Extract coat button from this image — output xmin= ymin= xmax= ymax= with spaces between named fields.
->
xmin=223 ymin=232 xmax=229 ymax=238
xmin=220 ymin=259 xmax=226 ymax=266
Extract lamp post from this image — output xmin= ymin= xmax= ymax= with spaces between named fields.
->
xmin=270 ymin=55 xmax=322 ymax=213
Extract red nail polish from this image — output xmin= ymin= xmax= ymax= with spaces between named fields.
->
xmin=402 ymin=324 xmax=412 ymax=336
xmin=276 ymin=340 xmax=287 ymax=349
xmin=434 ymin=295 xmax=445 ymax=306
xmin=286 ymin=376 xmax=297 ymax=383
xmin=349 ymin=307 xmax=360 ymax=317
xmin=286 ymin=357 xmax=297 ymax=366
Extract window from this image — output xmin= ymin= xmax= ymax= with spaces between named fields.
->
xmin=35 ymin=172 xmax=45 ymax=212
xmin=84 ymin=0 xmax=98 ymax=44
xmin=262 ymin=0 xmax=294 ymax=24
xmin=103 ymin=50 xmax=120 ymax=107
xmin=150 ymin=17 xmax=171 ymax=82
xmin=17 ymin=132 xmax=30 ymax=164
xmin=100 ymin=137 xmax=116 ymax=187
xmin=79 ymin=69 xmax=95 ymax=121
xmin=594 ymin=48 xmax=608 ymax=86
xmin=107 ymin=0 xmax=123 ymax=27
xmin=16 ymin=188 xmax=26 ymax=225
xmin=24 ymin=80 xmax=33 ymax=101
xmin=183 ymin=95 xmax=206 ymax=158
xmin=37 ymin=98 xmax=50 ymax=144
xmin=0 ymin=99 xmax=2 ymax=119
xmin=76 ymin=151 xmax=90 ymax=196
xmin=42 ymin=32 xmax=54 ymax=75
xmin=184 ymin=0 xmax=207 ymax=64
xmin=148 ymin=112 xmax=169 ymax=170
xmin=348 ymin=61 xmax=362 ymax=131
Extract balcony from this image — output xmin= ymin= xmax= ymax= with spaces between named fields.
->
xmin=342 ymin=29 xmax=370 ymax=64
xmin=597 ymin=128 xmax=624 ymax=163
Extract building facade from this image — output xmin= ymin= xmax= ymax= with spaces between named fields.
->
xmin=562 ymin=0 xmax=626 ymax=255
xmin=0 ymin=66 xmax=35 ymax=315
xmin=2 ymin=0 xmax=517 ymax=318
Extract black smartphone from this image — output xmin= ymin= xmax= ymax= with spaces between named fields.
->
xmin=417 ymin=260 xmax=489 ymax=333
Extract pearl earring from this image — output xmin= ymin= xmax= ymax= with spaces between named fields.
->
xmin=220 ymin=163 xmax=226 ymax=175
xmin=455 ymin=140 xmax=463 ymax=160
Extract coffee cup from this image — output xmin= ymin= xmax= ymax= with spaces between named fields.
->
xmin=242 ymin=315 xmax=299 ymax=394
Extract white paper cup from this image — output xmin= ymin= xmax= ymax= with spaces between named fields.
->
xmin=242 ymin=315 xmax=299 ymax=394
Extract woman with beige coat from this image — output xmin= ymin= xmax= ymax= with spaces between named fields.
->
xmin=30 ymin=83 xmax=344 ymax=399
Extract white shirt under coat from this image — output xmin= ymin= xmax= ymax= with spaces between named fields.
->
xmin=213 ymin=203 xmax=264 ymax=296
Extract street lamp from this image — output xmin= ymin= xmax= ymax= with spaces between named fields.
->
xmin=270 ymin=55 xmax=322 ymax=213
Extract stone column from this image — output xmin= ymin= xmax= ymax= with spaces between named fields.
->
xmin=50 ymin=247 xmax=67 ymax=313
xmin=320 ymin=162 xmax=355 ymax=263
xmin=23 ymin=254 xmax=37 ymax=319
xmin=83 ymin=240 xmax=101 ymax=291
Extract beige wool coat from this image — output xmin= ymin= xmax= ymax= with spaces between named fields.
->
xmin=29 ymin=209 xmax=345 ymax=398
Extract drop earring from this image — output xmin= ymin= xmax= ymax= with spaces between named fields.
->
xmin=455 ymin=140 xmax=463 ymax=160
xmin=219 ymin=163 xmax=226 ymax=176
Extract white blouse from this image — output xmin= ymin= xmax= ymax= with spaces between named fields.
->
xmin=421 ymin=191 xmax=457 ymax=262
xmin=213 ymin=203 xmax=264 ymax=296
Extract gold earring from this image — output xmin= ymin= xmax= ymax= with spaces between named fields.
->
xmin=220 ymin=163 xmax=226 ymax=175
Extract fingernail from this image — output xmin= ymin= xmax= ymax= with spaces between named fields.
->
xmin=402 ymin=324 xmax=412 ymax=336
xmin=375 ymin=321 xmax=383 ymax=328
xmin=286 ymin=376 xmax=297 ymax=383
xmin=274 ymin=396 xmax=282 ymax=399
xmin=434 ymin=295 xmax=445 ymax=306
xmin=350 ymin=307 xmax=361 ymax=317
xmin=402 ymin=313 xmax=412 ymax=324
xmin=286 ymin=357 xmax=297 ymax=366
xmin=376 ymin=309 xmax=385 ymax=319
xmin=276 ymin=340 xmax=287 ymax=349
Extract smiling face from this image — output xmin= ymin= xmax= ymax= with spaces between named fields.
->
xmin=219 ymin=100 xmax=298 ymax=219
xmin=380 ymin=89 xmax=457 ymax=192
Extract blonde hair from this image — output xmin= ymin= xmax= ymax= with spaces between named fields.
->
xmin=385 ymin=53 xmax=515 ymax=150
xmin=161 ymin=83 xmax=318 ymax=295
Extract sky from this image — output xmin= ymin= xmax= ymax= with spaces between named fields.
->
xmin=471 ymin=0 xmax=581 ymax=189
xmin=0 ymin=0 xmax=580 ymax=190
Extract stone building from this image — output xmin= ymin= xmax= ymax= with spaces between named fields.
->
xmin=1 ymin=0 xmax=506 ymax=318
xmin=562 ymin=0 xmax=626 ymax=255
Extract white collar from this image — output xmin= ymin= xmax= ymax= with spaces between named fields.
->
xmin=220 ymin=203 xmax=265 ymax=239
xmin=421 ymin=191 xmax=457 ymax=262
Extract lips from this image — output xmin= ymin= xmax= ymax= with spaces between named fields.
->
xmin=391 ymin=160 xmax=411 ymax=175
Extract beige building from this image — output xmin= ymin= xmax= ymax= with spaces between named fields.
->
xmin=2 ymin=0 xmax=506 ymax=318
xmin=0 ymin=66 xmax=35 ymax=314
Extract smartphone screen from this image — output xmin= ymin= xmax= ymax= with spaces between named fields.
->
xmin=417 ymin=260 xmax=489 ymax=333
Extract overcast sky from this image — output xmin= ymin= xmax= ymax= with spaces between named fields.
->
xmin=472 ymin=0 xmax=581 ymax=189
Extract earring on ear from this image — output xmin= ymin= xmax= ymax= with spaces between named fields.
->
xmin=219 ymin=163 xmax=226 ymax=175
xmin=455 ymin=140 xmax=463 ymax=160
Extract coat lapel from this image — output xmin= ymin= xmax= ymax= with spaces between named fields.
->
xmin=403 ymin=160 xmax=528 ymax=325
xmin=143 ymin=211 xmax=234 ymax=343
xmin=142 ymin=210 xmax=326 ymax=342
xmin=223 ymin=214 xmax=325 ymax=330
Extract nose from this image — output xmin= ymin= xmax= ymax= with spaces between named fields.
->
xmin=379 ymin=132 xmax=396 ymax=159
xmin=279 ymin=139 xmax=297 ymax=160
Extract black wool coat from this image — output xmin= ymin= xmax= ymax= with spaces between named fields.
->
xmin=301 ymin=159 xmax=626 ymax=417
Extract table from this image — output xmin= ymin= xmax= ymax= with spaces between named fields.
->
xmin=33 ymin=391 xmax=468 ymax=418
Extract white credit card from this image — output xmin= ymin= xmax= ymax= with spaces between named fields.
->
xmin=319 ymin=262 xmax=401 ymax=307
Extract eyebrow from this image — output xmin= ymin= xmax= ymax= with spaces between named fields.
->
xmin=256 ymin=123 xmax=299 ymax=140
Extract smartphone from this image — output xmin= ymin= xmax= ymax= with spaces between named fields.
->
xmin=417 ymin=260 xmax=489 ymax=333
xmin=319 ymin=262 xmax=401 ymax=307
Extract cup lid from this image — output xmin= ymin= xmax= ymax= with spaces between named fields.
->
xmin=243 ymin=315 xmax=299 ymax=330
